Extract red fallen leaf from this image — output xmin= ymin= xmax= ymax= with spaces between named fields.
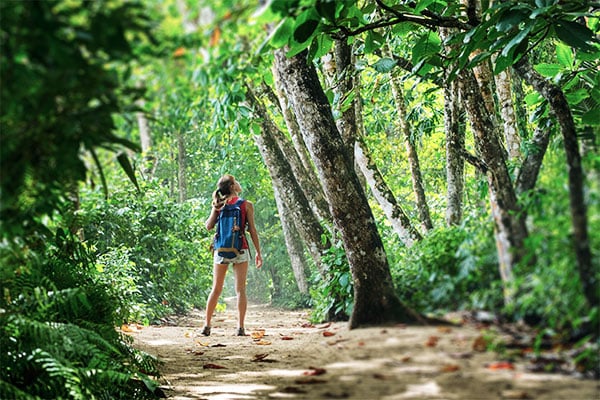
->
xmin=303 ymin=367 xmax=326 ymax=376
xmin=301 ymin=322 xmax=315 ymax=328
xmin=426 ymin=336 xmax=440 ymax=347
xmin=203 ymin=363 xmax=227 ymax=369
xmin=322 ymin=331 xmax=336 ymax=337
xmin=280 ymin=336 xmax=294 ymax=340
xmin=440 ymin=364 xmax=461 ymax=372
xmin=357 ymin=341 xmax=365 ymax=346
xmin=486 ymin=361 xmax=515 ymax=370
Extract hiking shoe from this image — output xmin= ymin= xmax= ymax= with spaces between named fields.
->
xmin=236 ymin=327 xmax=246 ymax=336
xmin=200 ymin=326 xmax=211 ymax=336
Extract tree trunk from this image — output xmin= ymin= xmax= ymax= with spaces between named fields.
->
xmin=136 ymin=108 xmax=157 ymax=180
xmin=386 ymin=47 xmax=433 ymax=232
xmin=494 ymin=65 xmax=522 ymax=165
xmin=176 ymin=130 xmax=187 ymax=203
xmin=516 ymin=119 xmax=552 ymax=194
xmin=514 ymin=57 xmax=596 ymax=308
xmin=355 ymin=137 xmax=422 ymax=247
xmin=443 ymin=78 xmax=465 ymax=226
xmin=272 ymin=183 xmax=310 ymax=294
xmin=458 ymin=67 xmax=530 ymax=304
xmin=274 ymin=48 xmax=423 ymax=328
xmin=332 ymin=39 xmax=357 ymax=157
xmin=256 ymin=82 xmax=331 ymax=224
xmin=246 ymin=86 xmax=330 ymax=269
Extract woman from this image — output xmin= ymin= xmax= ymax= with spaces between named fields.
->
xmin=201 ymin=174 xmax=262 ymax=336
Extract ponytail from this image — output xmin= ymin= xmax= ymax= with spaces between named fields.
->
xmin=212 ymin=174 xmax=235 ymax=209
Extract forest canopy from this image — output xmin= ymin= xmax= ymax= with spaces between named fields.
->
xmin=1 ymin=0 xmax=598 ymax=398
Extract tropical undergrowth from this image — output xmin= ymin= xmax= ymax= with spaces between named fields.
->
xmin=0 ymin=216 xmax=161 ymax=399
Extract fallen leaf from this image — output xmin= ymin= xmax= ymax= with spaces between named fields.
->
xmin=280 ymin=336 xmax=294 ymax=340
xmin=486 ymin=361 xmax=515 ymax=370
xmin=295 ymin=377 xmax=327 ymax=384
xmin=322 ymin=331 xmax=336 ymax=337
xmin=186 ymin=350 xmax=205 ymax=356
xmin=501 ymin=390 xmax=530 ymax=399
xmin=357 ymin=341 xmax=365 ymax=346
xmin=316 ymin=322 xmax=332 ymax=329
xmin=301 ymin=322 xmax=315 ymax=328
xmin=210 ymin=343 xmax=226 ymax=347
xmin=252 ymin=353 xmax=269 ymax=362
xmin=472 ymin=335 xmax=488 ymax=352
xmin=373 ymin=373 xmax=389 ymax=380
xmin=251 ymin=330 xmax=266 ymax=339
xmin=184 ymin=331 xmax=192 ymax=338
xmin=303 ymin=367 xmax=326 ymax=376
xmin=121 ymin=324 xmax=134 ymax=333
xmin=203 ymin=363 xmax=226 ymax=369
xmin=400 ymin=355 xmax=412 ymax=362
xmin=426 ymin=336 xmax=440 ymax=347
xmin=254 ymin=339 xmax=272 ymax=345
xmin=195 ymin=340 xmax=209 ymax=346
xmin=437 ymin=326 xmax=453 ymax=334
xmin=441 ymin=364 xmax=461 ymax=372
xmin=449 ymin=352 xmax=473 ymax=359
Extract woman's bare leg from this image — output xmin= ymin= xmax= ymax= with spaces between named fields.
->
xmin=233 ymin=261 xmax=249 ymax=330
xmin=204 ymin=264 xmax=228 ymax=328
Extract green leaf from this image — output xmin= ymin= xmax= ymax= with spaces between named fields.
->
xmin=293 ymin=19 xmax=319 ymax=44
xmin=493 ymin=54 xmax=514 ymax=74
xmin=372 ymin=57 xmax=397 ymax=73
xmin=534 ymin=63 xmax=561 ymax=78
xmin=269 ymin=18 xmax=293 ymax=48
xmin=556 ymin=42 xmax=574 ymax=68
xmin=582 ymin=108 xmax=600 ymax=126
xmin=554 ymin=20 xmax=594 ymax=51
xmin=566 ymin=88 xmax=589 ymax=105
xmin=316 ymin=0 xmax=337 ymax=22
xmin=495 ymin=9 xmax=528 ymax=32
xmin=116 ymin=152 xmax=140 ymax=192
xmin=501 ymin=23 xmax=533 ymax=57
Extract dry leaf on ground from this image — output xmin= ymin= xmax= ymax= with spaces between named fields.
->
xmin=322 ymin=331 xmax=336 ymax=337
xmin=486 ymin=361 xmax=515 ymax=370
xmin=426 ymin=336 xmax=440 ymax=347
xmin=303 ymin=367 xmax=326 ymax=376
xmin=203 ymin=363 xmax=227 ymax=369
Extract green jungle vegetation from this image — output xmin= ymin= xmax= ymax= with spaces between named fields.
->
xmin=1 ymin=0 xmax=598 ymax=398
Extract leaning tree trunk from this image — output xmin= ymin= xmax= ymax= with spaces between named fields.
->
xmin=256 ymin=82 xmax=331 ymax=224
xmin=246 ymin=86 xmax=330 ymax=270
xmin=272 ymin=183 xmax=310 ymax=294
xmin=386 ymin=49 xmax=433 ymax=232
xmin=516 ymin=119 xmax=552 ymax=194
xmin=514 ymin=57 xmax=596 ymax=308
xmin=274 ymin=48 xmax=423 ymax=328
xmin=332 ymin=38 xmax=357 ymax=157
xmin=494 ymin=64 xmax=522 ymax=165
xmin=458 ymin=67 xmax=530 ymax=304
xmin=355 ymin=137 xmax=422 ymax=247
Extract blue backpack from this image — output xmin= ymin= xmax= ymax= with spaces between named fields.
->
xmin=213 ymin=198 xmax=246 ymax=258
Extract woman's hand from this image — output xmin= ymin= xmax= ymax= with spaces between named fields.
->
xmin=255 ymin=253 xmax=263 ymax=269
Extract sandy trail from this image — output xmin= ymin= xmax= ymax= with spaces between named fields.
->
xmin=130 ymin=303 xmax=599 ymax=400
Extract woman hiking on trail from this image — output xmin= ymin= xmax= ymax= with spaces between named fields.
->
xmin=201 ymin=174 xmax=263 ymax=336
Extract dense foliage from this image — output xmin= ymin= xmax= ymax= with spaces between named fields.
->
xmin=1 ymin=0 xmax=598 ymax=396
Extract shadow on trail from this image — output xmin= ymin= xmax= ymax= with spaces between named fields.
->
xmin=131 ymin=304 xmax=598 ymax=400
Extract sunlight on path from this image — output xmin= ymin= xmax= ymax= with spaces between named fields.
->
xmin=131 ymin=304 xmax=600 ymax=400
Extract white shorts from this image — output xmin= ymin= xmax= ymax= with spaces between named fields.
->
xmin=213 ymin=250 xmax=249 ymax=265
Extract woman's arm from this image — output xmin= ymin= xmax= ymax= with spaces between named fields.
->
xmin=245 ymin=201 xmax=263 ymax=268
xmin=205 ymin=207 xmax=220 ymax=231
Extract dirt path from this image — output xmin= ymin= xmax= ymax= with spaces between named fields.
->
xmin=130 ymin=303 xmax=598 ymax=400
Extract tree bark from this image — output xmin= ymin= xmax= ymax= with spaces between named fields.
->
xmin=272 ymin=183 xmax=310 ymax=294
xmin=386 ymin=48 xmax=433 ymax=232
xmin=256 ymin=82 xmax=331 ymax=224
xmin=494 ymin=65 xmax=522 ymax=165
xmin=516 ymin=119 xmax=552 ymax=194
xmin=514 ymin=57 xmax=596 ymax=308
xmin=355 ymin=137 xmax=422 ymax=247
xmin=274 ymin=48 xmax=423 ymax=328
xmin=136 ymin=108 xmax=157 ymax=180
xmin=458 ymin=67 xmax=530 ymax=304
xmin=332 ymin=39 xmax=357 ymax=157
xmin=246 ymin=86 xmax=330 ymax=269
xmin=443 ymin=78 xmax=465 ymax=226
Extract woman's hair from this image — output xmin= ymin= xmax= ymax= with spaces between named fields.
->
xmin=212 ymin=174 xmax=235 ymax=208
